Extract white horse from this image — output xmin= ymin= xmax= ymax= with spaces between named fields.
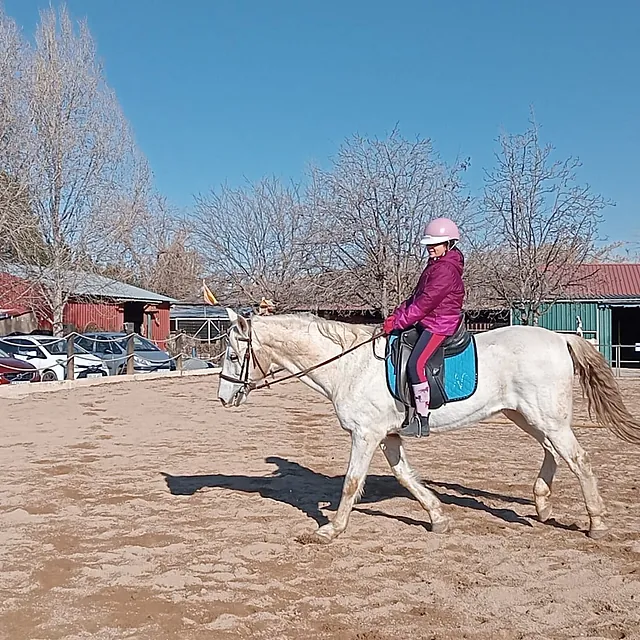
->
xmin=217 ymin=310 xmax=640 ymax=542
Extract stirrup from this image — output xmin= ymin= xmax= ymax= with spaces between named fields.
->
xmin=399 ymin=412 xmax=430 ymax=438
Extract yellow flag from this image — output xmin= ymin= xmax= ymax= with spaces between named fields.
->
xmin=202 ymin=280 xmax=218 ymax=305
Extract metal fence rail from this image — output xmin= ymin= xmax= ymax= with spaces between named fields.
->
xmin=610 ymin=344 xmax=640 ymax=377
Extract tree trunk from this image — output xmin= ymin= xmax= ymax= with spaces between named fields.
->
xmin=381 ymin=275 xmax=389 ymax=317
xmin=52 ymin=286 xmax=65 ymax=337
xmin=532 ymin=310 xmax=540 ymax=327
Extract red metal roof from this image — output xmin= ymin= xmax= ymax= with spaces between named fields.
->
xmin=567 ymin=264 xmax=640 ymax=298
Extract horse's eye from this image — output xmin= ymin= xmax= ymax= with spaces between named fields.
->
xmin=228 ymin=353 xmax=239 ymax=362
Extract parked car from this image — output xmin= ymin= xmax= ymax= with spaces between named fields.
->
xmin=0 ymin=346 xmax=41 ymax=384
xmin=74 ymin=332 xmax=214 ymax=374
xmin=0 ymin=335 xmax=109 ymax=382
xmin=182 ymin=355 xmax=217 ymax=371
xmin=74 ymin=332 xmax=175 ymax=375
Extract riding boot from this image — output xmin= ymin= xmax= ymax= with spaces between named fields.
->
xmin=399 ymin=381 xmax=431 ymax=437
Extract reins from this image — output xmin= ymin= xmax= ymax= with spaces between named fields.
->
xmin=219 ymin=318 xmax=385 ymax=393
xmin=248 ymin=330 xmax=384 ymax=391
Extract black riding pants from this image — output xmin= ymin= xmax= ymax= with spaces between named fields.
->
xmin=407 ymin=329 xmax=446 ymax=385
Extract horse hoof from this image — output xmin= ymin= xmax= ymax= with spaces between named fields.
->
xmin=295 ymin=531 xmax=333 ymax=545
xmin=296 ymin=523 xmax=338 ymax=545
xmin=536 ymin=504 xmax=553 ymax=523
xmin=587 ymin=527 xmax=608 ymax=540
xmin=430 ymin=519 xmax=449 ymax=534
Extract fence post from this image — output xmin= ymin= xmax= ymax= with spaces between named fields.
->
xmin=126 ymin=330 xmax=135 ymax=375
xmin=176 ymin=333 xmax=184 ymax=372
xmin=66 ymin=335 xmax=75 ymax=381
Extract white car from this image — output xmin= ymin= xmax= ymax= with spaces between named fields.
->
xmin=0 ymin=335 xmax=109 ymax=382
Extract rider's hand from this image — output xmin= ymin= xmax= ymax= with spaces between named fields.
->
xmin=383 ymin=317 xmax=395 ymax=335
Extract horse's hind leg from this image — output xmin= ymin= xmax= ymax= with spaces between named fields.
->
xmin=505 ymin=410 xmax=607 ymax=539
xmin=380 ymin=434 xmax=449 ymax=533
xmin=545 ymin=426 xmax=608 ymax=539
xmin=533 ymin=446 xmax=558 ymax=523
xmin=503 ymin=410 xmax=559 ymax=522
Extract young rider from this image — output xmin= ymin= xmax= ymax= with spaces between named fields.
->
xmin=383 ymin=218 xmax=465 ymax=437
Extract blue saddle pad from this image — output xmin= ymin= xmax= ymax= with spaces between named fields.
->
xmin=385 ymin=333 xmax=401 ymax=396
xmin=442 ymin=338 xmax=477 ymax=402
xmin=385 ymin=330 xmax=478 ymax=409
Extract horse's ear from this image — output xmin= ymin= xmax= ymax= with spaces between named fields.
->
xmin=236 ymin=314 xmax=249 ymax=335
xmin=226 ymin=308 xmax=238 ymax=324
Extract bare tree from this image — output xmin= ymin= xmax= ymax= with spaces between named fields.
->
xmin=0 ymin=173 xmax=47 ymax=264
xmin=478 ymin=118 xmax=610 ymax=325
xmin=607 ymin=237 xmax=640 ymax=262
xmin=3 ymin=5 xmax=145 ymax=334
xmin=0 ymin=8 xmax=34 ymax=265
xmin=191 ymin=131 xmax=473 ymax=315
xmin=193 ymin=177 xmax=319 ymax=309
xmin=103 ymin=194 xmax=203 ymax=301
xmin=147 ymin=227 xmax=203 ymax=300
xmin=0 ymin=7 xmax=25 ymax=166
xmin=0 ymin=7 xmax=49 ymax=316
xmin=309 ymin=128 xmax=473 ymax=316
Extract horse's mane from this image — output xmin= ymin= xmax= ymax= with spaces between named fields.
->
xmin=269 ymin=313 xmax=376 ymax=350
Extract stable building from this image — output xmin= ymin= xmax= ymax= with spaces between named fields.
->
xmin=0 ymin=268 xmax=176 ymax=346
xmin=531 ymin=264 xmax=640 ymax=368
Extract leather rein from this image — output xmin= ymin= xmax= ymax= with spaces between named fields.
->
xmin=219 ymin=318 xmax=384 ymax=394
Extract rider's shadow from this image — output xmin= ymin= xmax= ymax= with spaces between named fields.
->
xmin=162 ymin=456 xmax=533 ymax=529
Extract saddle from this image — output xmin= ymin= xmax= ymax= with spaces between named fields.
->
xmin=385 ymin=320 xmax=478 ymax=411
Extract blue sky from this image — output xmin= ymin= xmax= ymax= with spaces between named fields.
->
xmin=5 ymin=0 xmax=639 ymax=243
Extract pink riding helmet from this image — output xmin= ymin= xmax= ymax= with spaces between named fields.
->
xmin=420 ymin=217 xmax=460 ymax=246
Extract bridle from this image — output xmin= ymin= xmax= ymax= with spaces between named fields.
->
xmin=218 ymin=317 xmax=277 ymax=389
xmin=219 ymin=317 xmax=384 ymax=395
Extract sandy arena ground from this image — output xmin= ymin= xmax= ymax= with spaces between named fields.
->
xmin=1 ymin=375 xmax=639 ymax=640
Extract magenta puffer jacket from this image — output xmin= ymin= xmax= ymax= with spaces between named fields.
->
xmin=389 ymin=248 xmax=465 ymax=336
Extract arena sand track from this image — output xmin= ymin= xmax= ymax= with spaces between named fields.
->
xmin=1 ymin=376 xmax=639 ymax=640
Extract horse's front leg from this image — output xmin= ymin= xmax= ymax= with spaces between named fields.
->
xmin=380 ymin=434 xmax=449 ymax=533
xmin=313 ymin=429 xmax=379 ymax=543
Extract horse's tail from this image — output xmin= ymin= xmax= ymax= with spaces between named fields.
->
xmin=564 ymin=334 xmax=640 ymax=445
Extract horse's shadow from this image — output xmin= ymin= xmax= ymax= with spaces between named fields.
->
xmin=162 ymin=456 xmax=534 ymax=530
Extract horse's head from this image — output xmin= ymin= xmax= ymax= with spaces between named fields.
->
xmin=218 ymin=308 xmax=251 ymax=407
xmin=218 ymin=308 xmax=276 ymax=408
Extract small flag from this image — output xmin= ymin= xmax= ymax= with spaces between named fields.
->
xmin=202 ymin=280 xmax=218 ymax=305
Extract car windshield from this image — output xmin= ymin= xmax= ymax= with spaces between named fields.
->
xmin=116 ymin=335 xmax=160 ymax=352
xmin=38 ymin=338 xmax=90 ymax=355
xmin=0 ymin=340 xmax=20 ymax=356
xmin=0 ymin=346 xmax=11 ymax=358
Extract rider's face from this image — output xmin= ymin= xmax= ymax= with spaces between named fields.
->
xmin=427 ymin=242 xmax=448 ymax=258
